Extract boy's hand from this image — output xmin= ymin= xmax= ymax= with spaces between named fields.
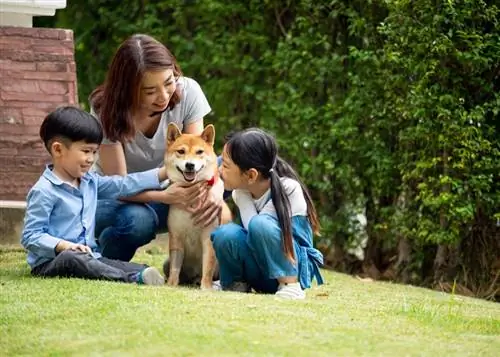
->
xmin=69 ymin=243 xmax=92 ymax=254
xmin=55 ymin=241 xmax=92 ymax=254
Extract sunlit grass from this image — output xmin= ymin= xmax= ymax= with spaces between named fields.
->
xmin=1 ymin=241 xmax=499 ymax=357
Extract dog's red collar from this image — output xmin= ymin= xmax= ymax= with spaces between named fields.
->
xmin=206 ymin=174 xmax=218 ymax=186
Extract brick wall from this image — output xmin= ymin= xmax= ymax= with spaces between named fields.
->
xmin=0 ymin=26 xmax=78 ymax=200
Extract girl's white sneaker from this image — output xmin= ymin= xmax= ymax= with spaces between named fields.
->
xmin=275 ymin=282 xmax=305 ymax=300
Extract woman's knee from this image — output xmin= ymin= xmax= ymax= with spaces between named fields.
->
xmin=114 ymin=203 xmax=158 ymax=244
xmin=96 ymin=203 xmax=161 ymax=261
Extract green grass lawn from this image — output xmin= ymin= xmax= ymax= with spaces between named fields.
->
xmin=1 ymin=241 xmax=499 ymax=357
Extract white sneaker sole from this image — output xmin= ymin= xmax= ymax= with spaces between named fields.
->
xmin=275 ymin=286 xmax=306 ymax=300
xmin=141 ymin=267 xmax=165 ymax=286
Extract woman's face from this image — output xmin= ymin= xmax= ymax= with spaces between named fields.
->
xmin=138 ymin=69 xmax=176 ymax=115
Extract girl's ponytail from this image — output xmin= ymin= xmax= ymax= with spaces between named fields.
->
xmin=269 ymin=167 xmax=295 ymax=262
xmin=275 ymin=157 xmax=320 ymax=236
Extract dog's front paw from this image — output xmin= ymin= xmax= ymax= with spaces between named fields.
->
xmin=200 ymin=284 xmax=213 ymax=291
xmin=167 ymin=276 xmax=179 ymax=286
xmin=200 ymin=279 xmax=214 ymax=291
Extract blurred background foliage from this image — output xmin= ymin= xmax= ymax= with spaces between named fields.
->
xmin=36 ymin=0 xmax=500 ymax=300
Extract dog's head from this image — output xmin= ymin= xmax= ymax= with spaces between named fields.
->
xmin=165 ymin=123 xmax=217 ymax=184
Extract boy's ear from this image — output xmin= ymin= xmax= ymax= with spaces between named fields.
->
xmin=167 ymin=123 xmax=182 ymax=146
xmin=50 ymin=140 xmax=64 ymax=157
xmin=200 ymin=124 xmax=215 ymax=146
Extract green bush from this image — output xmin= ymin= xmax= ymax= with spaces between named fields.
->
xmin=35 ymin=0 xmax=500 ymax=300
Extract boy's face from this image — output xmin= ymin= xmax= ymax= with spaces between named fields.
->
xmin=51 ymin=140 xmax=99 ymax=181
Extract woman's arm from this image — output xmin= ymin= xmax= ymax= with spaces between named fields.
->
xmin=99 ymin=142 xmax=169 ymax=203
xmin=98 ymin=143 xmax=127 ymax=176
xmin=183 ymin=119 xmax=204 ymax=135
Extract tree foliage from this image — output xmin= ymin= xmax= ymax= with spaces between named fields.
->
xmin=36 ymin=0 xmax=500 ymax=300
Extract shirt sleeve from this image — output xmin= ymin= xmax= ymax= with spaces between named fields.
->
xmin=182 ymin=78 xmax=212 ymax=126
xmin=260 ymin=178 xmax=308 ymax=217
xmin=21 ymin=188 xmax=62 ymax=259
xmin=95 ymin=168 xmax=162 ymax=199
xmin=232 ymin=189 xmax=258 ymax=230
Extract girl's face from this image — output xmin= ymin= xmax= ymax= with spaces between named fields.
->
xmin=138 ymin=69 xmax=176 ymax=115
xmin=220 ymin=145 xmax=249 ymax=191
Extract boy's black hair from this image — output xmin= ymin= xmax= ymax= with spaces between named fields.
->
xmin=39 ymin=106 xmax=103 ymax=152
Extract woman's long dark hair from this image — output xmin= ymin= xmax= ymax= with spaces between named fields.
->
xmin=225 ymin=128 xmax=320 ymax=262
xmin=89 ymin=34 xmax=183 ymax=142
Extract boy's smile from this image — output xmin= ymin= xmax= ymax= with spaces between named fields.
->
xmin=51 ymin=140 xmax=99 ymax=185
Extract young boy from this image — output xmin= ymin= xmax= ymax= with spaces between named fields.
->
xmin=21 ymin=106 xmax=169 ymax=285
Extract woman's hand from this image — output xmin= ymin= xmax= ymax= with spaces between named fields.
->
xmin=156 ymin=181 xmax=222 ymax=227
xmin=158 ymin=181 xmax=206 ymax=209
xmin=188 ymin=188 xmax=223 ymax=227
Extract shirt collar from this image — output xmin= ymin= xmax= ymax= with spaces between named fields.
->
xmin=42 ymin=164 xmax=92 ymax=186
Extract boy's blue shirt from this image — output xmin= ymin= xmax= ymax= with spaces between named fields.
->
xmin=21 ymin=165 xmax=162 ymax=269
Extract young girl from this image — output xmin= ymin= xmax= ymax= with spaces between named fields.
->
xmin=211 ymin=128 xmax=324 ymax=299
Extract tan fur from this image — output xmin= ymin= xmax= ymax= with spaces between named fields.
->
xmin=163 ymin=123 xmax=231 ymax=290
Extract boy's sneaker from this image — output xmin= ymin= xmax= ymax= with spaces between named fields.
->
xmin=275 ymin=282 xmax=305 ymax=300
xmin=137 ymin=267 xmax=165 ymax=286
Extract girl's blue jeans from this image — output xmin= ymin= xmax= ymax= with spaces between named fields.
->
xmin=210 ymin=214 xmax=324 ymax=293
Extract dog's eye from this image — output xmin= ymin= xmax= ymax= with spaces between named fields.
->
xmin=177 ymin=149 xmax=185 ymax=155
xmin=196 ymin=150 xmax=204 ymax=155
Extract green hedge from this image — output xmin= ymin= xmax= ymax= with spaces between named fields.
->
xmin=36 ymin=0 xmax=500 ymax=299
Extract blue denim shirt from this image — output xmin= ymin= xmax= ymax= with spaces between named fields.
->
xmin=21 ymin=165 xmax=162 ymax=269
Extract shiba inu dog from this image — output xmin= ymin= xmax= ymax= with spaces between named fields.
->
xmin=162 ymin=123 xmax=229 ymax=290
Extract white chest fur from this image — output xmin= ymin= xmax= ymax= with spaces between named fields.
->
xmin=166 ymin=178 xmax=225 ymax=279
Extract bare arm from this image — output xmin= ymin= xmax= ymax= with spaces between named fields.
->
xmin=183 ymin=119 xmax=204 ymax=135
xmin=98 ymin=143 xmax=127 ymax=176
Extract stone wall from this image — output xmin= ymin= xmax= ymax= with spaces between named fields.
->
xmin=0 ymin=26 xmax=78 ymax=201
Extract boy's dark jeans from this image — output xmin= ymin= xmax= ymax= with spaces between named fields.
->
xmin=31 ymin=250 xmax=147 ymax=283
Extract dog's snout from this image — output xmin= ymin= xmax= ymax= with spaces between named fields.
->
xmin=185 ymin=162 xmax=195 ymax=171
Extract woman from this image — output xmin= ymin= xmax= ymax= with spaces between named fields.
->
xmin=89 ymin=34 xmax=224 ymax=261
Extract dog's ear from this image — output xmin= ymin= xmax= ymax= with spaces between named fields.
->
xmin=167 ymin=123 xmax=182 ymax=146
xmin=200 ymin=124 xmax=215 ymax=146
